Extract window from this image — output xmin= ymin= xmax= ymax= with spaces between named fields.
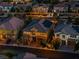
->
xmin=62 ymin=35 xmax=65 ymax=39
xmin=57 ymin=34 xmax=60 ymax=36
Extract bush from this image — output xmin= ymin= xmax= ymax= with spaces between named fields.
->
xmin=40 ymin=40 xmax=47 ymax=47
xmin=52 ymin=38 xmax=60 ymax=50
xmin=74 ymin=41 xmax=79 ymax=51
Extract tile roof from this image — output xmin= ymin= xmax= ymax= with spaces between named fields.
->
xmin=54 ymin=2 xmax=69 ymax=7
xmin=23 ymin=19 xmax=49 ymax=32
xmin=0 ymin=17 xmax=24 ymax=30
xmin=61 ymin=24 xmax=78 ymax=35
xmin=55 ymin=22 xmax=66 ymax=32
xmin=72 ymin=26 xmax=79 ymax=33
xmin=0 ymin=2 xmax=13 ymax=6
xmin=55 ymin=23 xmax=78 ymax=35
xmin=0 ymin=17 xmax=11 ymax=25
xmin=0 ymin=16 xmax=78 ymax=35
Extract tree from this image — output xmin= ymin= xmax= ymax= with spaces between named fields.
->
xmin=16 ymin=5 xmax=32 ymax=42
xmin=47 ymin=27 xmax=55 ymax=43
xmin=16 ymin=17 xmax=32 ymax=43
xmin=40 ymin=40 xmax=47 ymax=47
xmin=10 ymin=7 xmax=16 ymax=12
xmin=24 ymin=6 xmax=32 ymax=12
xmin=74 ymin=41 xmax=79 ymax=51
xmin=47 ymin=11 xmax=58 ymax=44
xmin=52 ymin=38 xmax=60 ymax=49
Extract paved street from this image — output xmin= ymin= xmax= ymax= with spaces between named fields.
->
xmin=0 ymin=44 xmax=79 ymax=59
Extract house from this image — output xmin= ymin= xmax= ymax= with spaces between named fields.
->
xmin=55 ymin=1 xmax=79 ymax=21
xmin=54 ymin=2 xmax=68 ymax=12
xmin=0 ymin=2 xmax=13 ymax=12
xmin=0 ymin=16 xmax=78 ymax=46
xmin=32 ymin=4 xmax=54 ymax=18
xmin=12 ymin=0 xmax=31 ymax=3
xmin=23 ymin=19 xmax=79 ymax=47
xmin=70 ymin=1 xmax=79 ymax=12
xmin=0 ymin=17 xmax=24 ymax=42
xmin=32 ymin=4 xmax=49 ymax=13
xmin=0 ymin=2 xmax=13 ymax=17
xmin=53 ymin=2 xmax=69 ymax=22
xmin=55 ymin=32 xmax=70 ymax=45
xmin=55 ymin=23 xmax=79 ymax=46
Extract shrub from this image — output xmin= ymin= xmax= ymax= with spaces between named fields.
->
xmin=74 ymin=41 xmax=79 ymax=51
xmin=52 ymin=38 xmax=60 ymax=50
xmin=40 ymin=40 xmax=47 ymax=47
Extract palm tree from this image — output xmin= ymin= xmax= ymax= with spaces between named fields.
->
xmin=47 ymin=11 xmax=58 ymax=44
xmin=46 ymin=10 xmax=61 ymax=50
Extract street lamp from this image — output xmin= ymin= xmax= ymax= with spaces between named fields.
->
xmin=52 ymin=10 xmax=58 ymax=28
